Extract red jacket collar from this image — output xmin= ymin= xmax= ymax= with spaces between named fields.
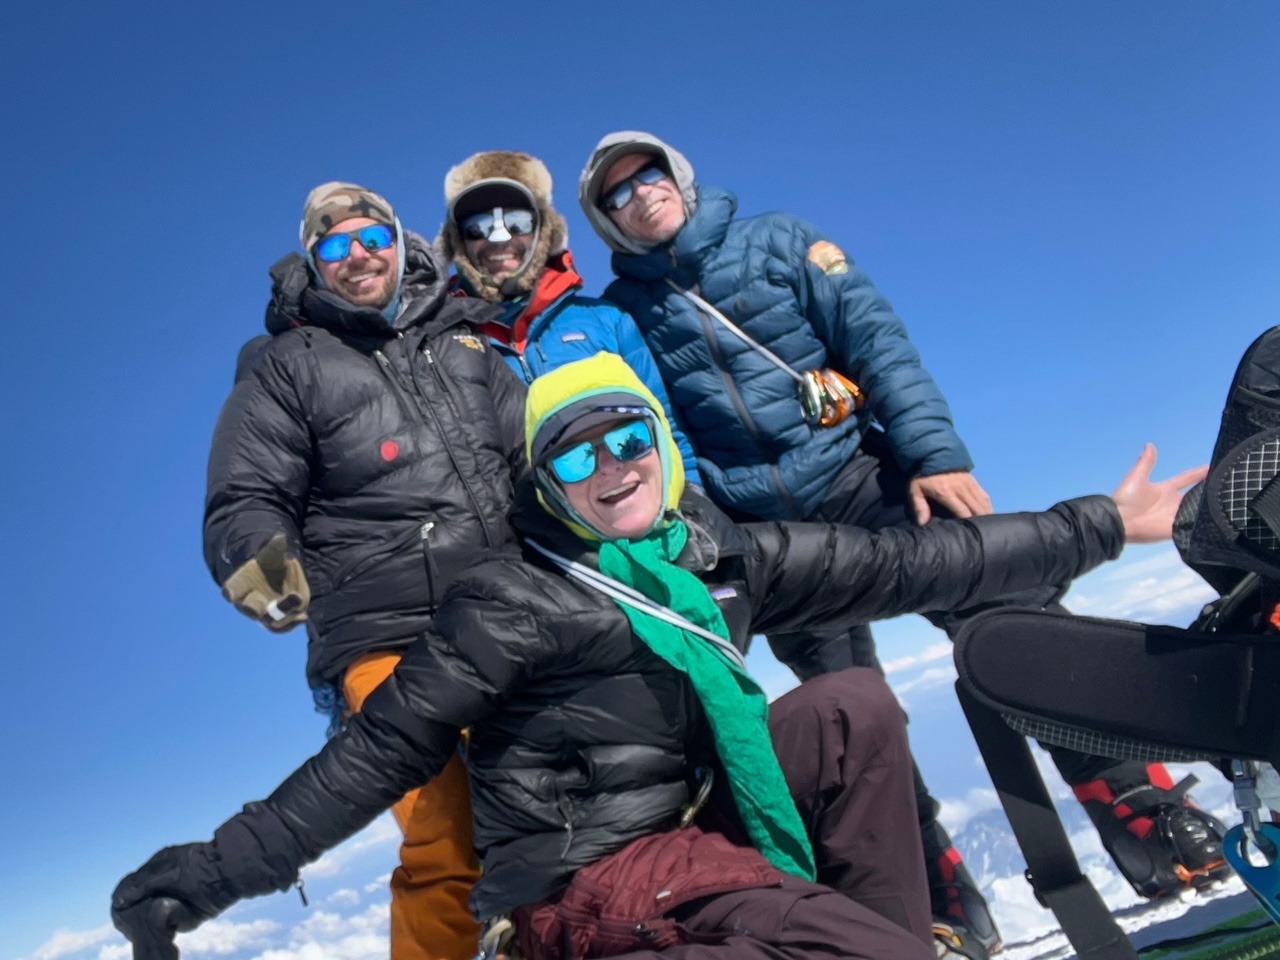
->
xmin=479 ymin=251 xmax=583 ymax=353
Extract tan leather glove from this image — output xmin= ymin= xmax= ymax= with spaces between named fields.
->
xmin=221 ymin=533 xmax=310 ymax=632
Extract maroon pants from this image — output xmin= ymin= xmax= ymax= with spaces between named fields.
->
xmin=517 ymin=668 xmax=932 ymax=960
xmin=770 ymin=667 xmax=932 ymax=945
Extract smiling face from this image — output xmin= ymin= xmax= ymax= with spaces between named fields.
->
xmin=313 ymin=216 xmax=399 ymax=309
xmin=600 ymin=153 xmax=687 ymax=245
xmin=462 ymin=211 xmax=536 ymax=285
xmin=556 ymin=418 xmax=665 ymax=540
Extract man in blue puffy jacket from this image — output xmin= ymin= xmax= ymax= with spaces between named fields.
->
xmin=437 ymin=150 xmax=701 ymax=485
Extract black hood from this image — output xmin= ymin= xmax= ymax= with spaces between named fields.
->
xmin=264 ymin=230 xmax=451 ymax=340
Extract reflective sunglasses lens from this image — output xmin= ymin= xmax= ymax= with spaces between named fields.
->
xmin=504 ymin=209 xmax=536 ymax=236
xmin=550 ymin=441 xmax=597 ymax=484
xmin=461 ymin=213 xmax=495 ymax=240
xmin=603 ymin=180 xmax=634 ymax=212
xmin=357 ymin=224 xmax=394 ymax=252
xmin=602 ymin=421 xmax=654 ymax=462
xmin=314 ymin=233 xmax=351 ymax=262
xmin=634 ymin=164 xmax=667 ymax=186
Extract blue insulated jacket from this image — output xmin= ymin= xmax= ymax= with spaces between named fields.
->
xmin=602 ymin=185 xmax=971 ymax=521
xmin=491 ymin=291 xmax=703 ymax=485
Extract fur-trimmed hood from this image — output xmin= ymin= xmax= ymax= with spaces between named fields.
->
xmin=438 ymin=150 xmax=568 ymax=303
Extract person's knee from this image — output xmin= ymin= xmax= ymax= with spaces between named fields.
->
xmin=773 ymin=668 xmax=906 ymax=743
xmin=814 ymin=668 xmax=910 ymax=762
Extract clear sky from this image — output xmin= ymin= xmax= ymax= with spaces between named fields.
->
xmin=3 ymin=2 xmax=1279 ymax=957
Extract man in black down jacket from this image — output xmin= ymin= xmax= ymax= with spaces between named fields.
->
xmin=121 ymin=355 xmax=1193 ymax=960
xmin=202 ymin=182 xmax=525 ymax=960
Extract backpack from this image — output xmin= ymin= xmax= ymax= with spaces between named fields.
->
xmin=952 ymin=327 xmax=1280 ymax=958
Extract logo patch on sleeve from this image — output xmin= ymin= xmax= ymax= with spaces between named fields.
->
xmin=807 ymin=241 xmax=849 ymax=275
xmin=452 ymin=333 xmax=486 ymax=351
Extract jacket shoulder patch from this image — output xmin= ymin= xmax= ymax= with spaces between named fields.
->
xmin=807 ymin=241 xmax=849 ymax=275
xmin=452 ymin=333 xmax=486 ymax=351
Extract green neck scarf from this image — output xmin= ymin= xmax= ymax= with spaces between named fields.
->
xmin=597 ymin=520 xmax=816 ymax=880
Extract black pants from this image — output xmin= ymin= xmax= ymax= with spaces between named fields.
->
xmin=763 ymin=438 xmax=1130 ymax=865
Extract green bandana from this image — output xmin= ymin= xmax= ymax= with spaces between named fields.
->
xmin=597 ymin=520 xmax=816 ymax=880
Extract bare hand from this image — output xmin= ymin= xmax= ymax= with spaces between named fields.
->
xmin=1111 ymin=444 xmax=1208 ymax=543
xmin=908 ymin=471 xmax=994 ymax=525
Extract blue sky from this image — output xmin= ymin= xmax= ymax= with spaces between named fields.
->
xmin=3 ymin=2 xmax=1279 ymax=957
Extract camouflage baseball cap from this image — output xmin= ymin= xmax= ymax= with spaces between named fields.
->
xmin=300 ymin=181 xmax=396 ymax=251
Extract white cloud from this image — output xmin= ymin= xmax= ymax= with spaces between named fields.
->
xmin=936 ymin=786 xmax=1002 ymax=836
xmin=19 ymin=926 xmax=117 ymax=960
xmin=326 ymin=888 xmax=361 ymax=907
xmin=301 ymin=814 xmax=401 ymax=880
xmin=253 ymin=903 xmax=390 ymax=960
xmin=891 ymin=663 xmax=957 ymax=699
xmin=177 ymin=918 xmax=279 ymax=955
xmin=362 ymin=873 xmax=392 ymax=894
xmin=95 ymin=945 xmax=131 ymax=960
xmin=882 ymin=642 xmax=952 ymax=675
xmin=1064 ymin=546 xmax=1216 ymax=624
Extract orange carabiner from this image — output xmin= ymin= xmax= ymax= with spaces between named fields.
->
xmin=815 ymin=369 xmax=864 ymax=426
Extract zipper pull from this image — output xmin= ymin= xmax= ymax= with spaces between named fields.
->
xmin=421 ymin=521 xmax=435 ymax=540
xmin=422 ymin=345 xmax=435 ymax=363
xmin=295 ymin=877 xmax=309 ymax=907
xmin=373 ymin=349 xmax=390 ymax=367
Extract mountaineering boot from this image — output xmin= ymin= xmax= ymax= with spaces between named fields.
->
xmin=928 ymin=847 xmax=1001 ymax=958
xmin=1073 ymin=764 xmax=1233 ymax=898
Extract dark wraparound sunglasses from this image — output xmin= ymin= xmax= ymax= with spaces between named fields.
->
xmin=313 ymin=223 xmax=396 ymax=263
xmin=461 ymin=207 xmax=536 ymax=242
xmin=600 ymin=163 xmax=668 ymax=212
xmin=548 ymin=420 xmax=656 ymax=484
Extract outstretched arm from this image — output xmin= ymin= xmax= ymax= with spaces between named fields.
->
xmin=747 ymin=446 xmax=1202 ymax=636
xmin=112 ymin=586 xmax=550 ymax=949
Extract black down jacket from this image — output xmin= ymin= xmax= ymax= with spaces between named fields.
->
xmin=204 ymin=233 xmax=526 ymax=686
xmin=202 ymin=485 xmax=1124 ymax=921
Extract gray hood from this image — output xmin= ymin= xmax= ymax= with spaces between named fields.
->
xmin=578 ymin=130 xmax=698 ymax=255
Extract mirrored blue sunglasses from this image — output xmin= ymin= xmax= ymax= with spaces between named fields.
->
xmin=313 ymin=223 xmax=396 ymax=263
xmin=548 ymin=420 xmax=656 ymax=485
xmin=600 ymin=162 xmax=668 ymax=212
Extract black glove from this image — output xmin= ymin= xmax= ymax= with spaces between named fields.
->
xmin=111 ymin=843 xmax=235 ymax=956
xmin=112 ymin=806 xmax=304 ymax=954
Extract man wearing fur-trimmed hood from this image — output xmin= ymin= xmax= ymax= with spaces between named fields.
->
xmin=438 ymin=150 xmax=702 ymax=486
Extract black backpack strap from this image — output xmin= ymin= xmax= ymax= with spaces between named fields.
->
xmin=957 ymin=683 xmax=1138 ymax=960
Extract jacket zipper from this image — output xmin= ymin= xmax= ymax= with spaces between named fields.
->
xmin=420 ymin=521 xmax=437 ymax=603
xmin=694 ymin=306 xmax=767 ymax=453
xmin=419 ymin=344 xmax=496 ymax=546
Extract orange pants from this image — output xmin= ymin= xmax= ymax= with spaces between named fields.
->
xmin=343 ymin=651 xmax=482 ymax=960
